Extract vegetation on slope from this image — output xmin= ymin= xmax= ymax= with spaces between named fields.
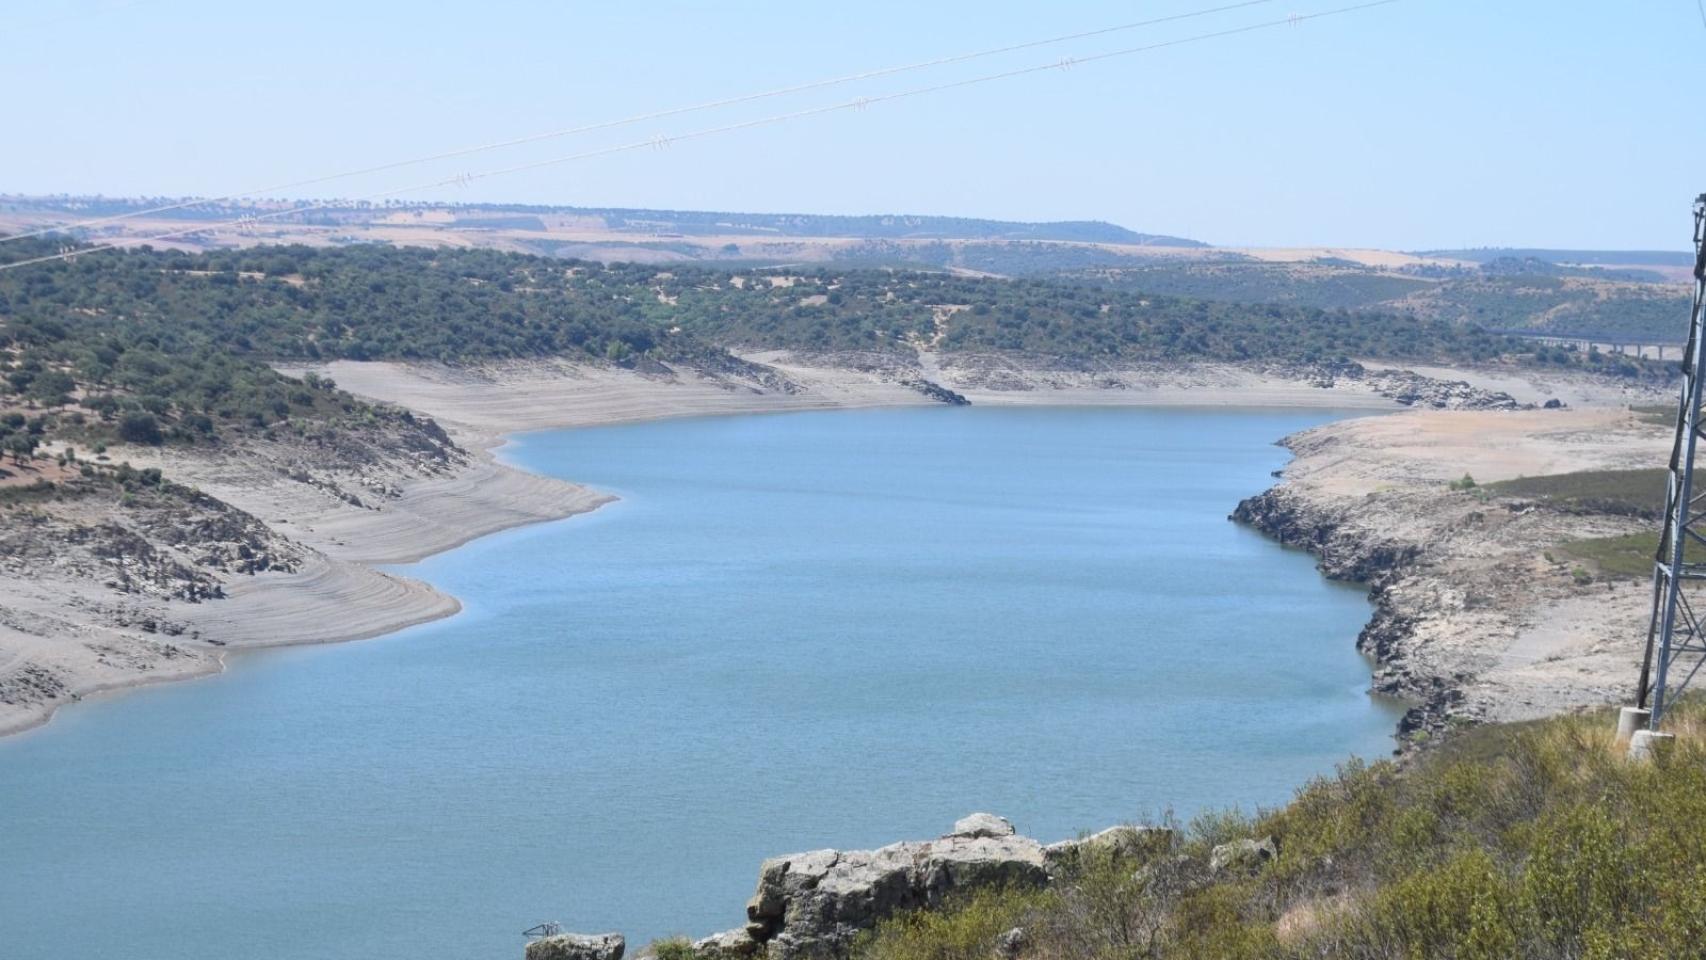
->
xmin=0 ymin=236 xmax=1658 ymax=466
xmin=1478 ymin=465 xmax=1706 ymax=581
xmin=0 ymin=241 xmax=463 ymax=467
xmin=1061 ymin=261 xmax=1691 ymax=349
xmin=3 ymin=237 xmax=1653 ymax=371
xmin=1482 ymin=468 xmax=1673 ymax=520
xmin=857 ymin=703 xmax=1706 ymax=960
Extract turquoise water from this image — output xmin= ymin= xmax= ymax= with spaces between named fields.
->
xmin=0 ymin=406 xmax=1398 ymax=960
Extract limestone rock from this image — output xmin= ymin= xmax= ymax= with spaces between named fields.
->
xmin=527 ymin=932 xmax=625 ymax=960
xmin=742 ymin=817 xmax=1049 ymax=960
xmin=949 ymin=813 xmax=1015 ymax=839
xmin=1209 ymin=837 xmax=1278 ymax=875
xmin=994 ymin=926 xmax=1027 ymax=960
xmin=693 ymin=928 xmax=760 ymax=959
xmin=1041 ymin=824 xmax=1171 ymax=874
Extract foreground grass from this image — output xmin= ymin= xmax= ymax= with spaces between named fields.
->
xmin=858 ymin=703 xmax=1706 ymax=960
xmin=1482 ymin=468 xmax=1674 ymax=520
xmin=1629 ymin=404 xmax=1675 ymax=428
xmin=1557 ymin=531 xmax=1659 ymax=580
xmin=1479 ymin=468 xmax=1705 ymax=581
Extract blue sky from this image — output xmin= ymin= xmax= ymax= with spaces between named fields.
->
xmin=4 ymin=0 xmax=1701 ymax=250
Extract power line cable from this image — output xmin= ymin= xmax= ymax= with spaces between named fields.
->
xmin=0 ymin=0 xmax=1280 ymax=244
xmin=0 ymin=0 xmax=1405 ymax=273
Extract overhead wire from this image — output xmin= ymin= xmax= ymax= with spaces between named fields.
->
xmin=0 ymin=0 xmax=1281 ymax=244
xmin=0 ymin=0 xmax=1405 ymax=273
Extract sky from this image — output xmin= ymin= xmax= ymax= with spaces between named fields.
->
xmin=3 ymin=0 xmax=1702 ymax=251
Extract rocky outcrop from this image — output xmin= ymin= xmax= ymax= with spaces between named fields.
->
xmin=1210 ymin=836 xmax=1277 ymax=875
xmin=1229 ymin=487 xmax=1417 ymax=584
xmin=1041 ymin=824 xmax=1171 ymax=874
xmin=949 ymin=812 xmax=1015 ymax=838
xmin=899 ymin=378 xmax=971 ymax=405
xmin=1364 ymin=370 xmax=1524 ymax=411
xmin=526 ymin=932 xmax=624 ymax=960
xmin=1227 ymin=408 xmax=1658 ymax=745
xmin=691 ymin=928 xmax=761 ymax=959
xmin=740 ymin=831 xmax=1049 ymax=960
xmin=1230 ymin=486 xmax=1437 ymax=738
xmin=544 ymin=817 xmax=1178 ymax=960
xmin=1284 ymin=360 xmax=1527 ymax=411
xmin=993 ymin=926 xmax=1027 ymax=959
xmin=685 ymin=816 xmax=1180 ymax=960
xmin=677 ymin=814 xmax=1181 ymax=960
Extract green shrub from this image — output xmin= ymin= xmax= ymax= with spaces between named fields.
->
xmin=858 ymin=886 xmax=1054 ymax=960
xmin=856 ymin=702 xmax=1706 ymax=960
xmin=1364 ymin=849 xmax=1518 ymax=960
xmin=117 ymin=411 xmax=163 ymax=445
xmin=648 ymin=937 xmax=695 ymax=960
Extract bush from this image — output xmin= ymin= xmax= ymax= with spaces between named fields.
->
xmin=860 ymin=886 xmax=1054 ymax=960
xmin=855 ymin=702 xmax=1706 ymax=960
xmin=117 ymin=411 xmax=163 ymax=445
xmin=648 ymin=937 xmax=694 ymax=960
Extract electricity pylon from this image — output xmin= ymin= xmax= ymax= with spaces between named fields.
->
xmin=1636 ymin=194 xmax=1706 ymax=728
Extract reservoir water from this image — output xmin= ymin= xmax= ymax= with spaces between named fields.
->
xmin=0 ymin=406 xmax=1400 ymax=960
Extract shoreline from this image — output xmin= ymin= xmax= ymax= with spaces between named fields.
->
xmin=0 ymin=356 xmax=1664 ymax=741
xmin=1232 ymin=406 xmax=1670 ymax=739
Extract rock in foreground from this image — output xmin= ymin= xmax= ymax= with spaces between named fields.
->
xmin=732 ymin=817 xmax=1053 ymax=960
xmin=527 ymin=932 xmax=625 ymax=960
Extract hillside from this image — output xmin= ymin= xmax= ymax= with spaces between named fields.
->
xmin=0 ymin=236 xmax=1663 ymax=471
xmin=841 ymin=702 xmax=1706 ymax=960
xmin=4 ymin=196 xmax=1690 ymax=346
xmin=1420 ymin=247 xmax=1693 ymax=269
xmin=1061 ymin=260 xmax=1693 ymax=346
xmin=0 ymin=238 xmax=1624 ymax=367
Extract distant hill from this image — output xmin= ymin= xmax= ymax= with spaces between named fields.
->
xmin=1420 ymin=247 xmax=1693 ymax=268
xmin=0 ymin=195 xmax=1203 ymax=247
xmin=4 ymin=195 xmax=1688 ymax=343
xmin=542 ymin=207 xmax=1203 ymax=245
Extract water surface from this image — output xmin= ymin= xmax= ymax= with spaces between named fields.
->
xmin=1 ymin=406 xmax=1398 ymax=960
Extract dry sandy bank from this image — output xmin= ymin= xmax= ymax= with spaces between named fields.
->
xmin=0 ymin=355 xmax=1665 ymax=738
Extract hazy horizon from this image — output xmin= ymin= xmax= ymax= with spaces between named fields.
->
xmin=4 ymin=2 xmax=1703 ymax=252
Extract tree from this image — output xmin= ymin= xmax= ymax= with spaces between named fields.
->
xmin=86 ymin=394 xmax=121 ymax=421
xmin=6 ymin=434 xmax=36 ymax=465
xmin=27 ymin=370 xmax=75 ymax=408
xmin=118 ymin=412 xmax=164 ymax=445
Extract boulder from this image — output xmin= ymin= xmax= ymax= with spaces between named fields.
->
xmin=1209 ymin=837 xmax=1278 ymax=875
xmin=742 ymin=817 xmax=1049 ymax=960
xmin=949 ymin=813 xmax=1015 ymax=839
xmin=1041 ymin=824 xmax=1171 ymax=875
xmin=994 ymin=926 xmax=1028 ymax=960
xmin=693 ymin=928 xmax=760 ymax=959
xmin=527 ymin=933 xmax=625 ymax=960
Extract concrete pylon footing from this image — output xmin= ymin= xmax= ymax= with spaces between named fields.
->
xmin=1628 ymin=729 xmax=1676 ymax=762
xmin=1616 ymin=707 xmax=1652 ymax=741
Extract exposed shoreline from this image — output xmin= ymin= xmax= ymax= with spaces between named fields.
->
xmin=1232 ymin=407 xmax=1671 ymax=740
xmin=0 ymin=355 xmax=1665 ymax=740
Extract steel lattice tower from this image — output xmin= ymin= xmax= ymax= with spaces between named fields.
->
xmin=1636 ymin=194 xmax=1706 ymax=728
